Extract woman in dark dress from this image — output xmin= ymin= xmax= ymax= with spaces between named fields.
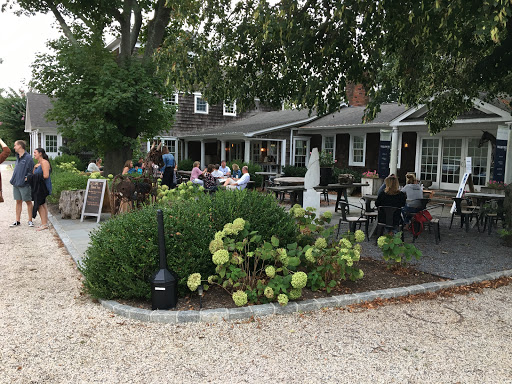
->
xmin=375 ymin=175 xmax=406 ymax=228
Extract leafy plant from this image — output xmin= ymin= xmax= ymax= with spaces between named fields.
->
xmin=319 ymin=150 xmax=335 ymax=168
xmin=177 ymin=158 xmax=194 ymax=171
xmin=362 ymin=170 xmax=380 ymax=179
xmin=487 ymin=180 xmax=508 ymax=189
xmin=282 ymin=165 xmax=307 ymax=177
xmin=48 ymin=169 xmax=89 ymax=203
xmin=377 ymin=233 xmax=422 ymax=267
xmin=156 ymin=180 xmax=205 ymax=204
xmin=52 ymin=154 xmax=86 ymax=172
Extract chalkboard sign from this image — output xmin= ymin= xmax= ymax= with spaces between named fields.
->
xmin=81 ymin=179 xmax=107 ymax=223
xmin=377 ymin=140 xmax=391 ymax=178
xmin=494 ymin=139 xmax=507 ymax=182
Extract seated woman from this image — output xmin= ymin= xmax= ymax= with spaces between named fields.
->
xmin=231 ymin=163 xmax=242 ymax=179
xmin=375 ymin=175 xmax=406 ymax=230
xmin=202 ymin=164 xmax=217 ymax=191
xmin=401 ymin=174 xmax=424 ymax=224
xmin=190 ymin=161 xmax=204 ymax=185
xmin=122 ymin=160 xmax=134 ymax=175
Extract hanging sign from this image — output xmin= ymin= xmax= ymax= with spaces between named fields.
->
xmin=494 ymin=126 xmax=509 ymax=183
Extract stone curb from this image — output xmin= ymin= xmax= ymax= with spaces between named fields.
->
xmin=49 ymin=210 xmax=512 ymax=324
xmin=98 ymin=269 xmax=512 ymax=324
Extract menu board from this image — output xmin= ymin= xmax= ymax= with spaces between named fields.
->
xmin=81 ymin=179 xmax=107 ymax=223
xmin=377 ymin=140 xmax=391 ymax=178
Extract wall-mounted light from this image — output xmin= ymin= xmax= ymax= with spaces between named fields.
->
xmin=225 ymin=147 xmax=229 ymax=151
xmin=260 ymin=147 xmax=265 ymax=152
xmin=404 ymin=142 xmax=409 ymax=148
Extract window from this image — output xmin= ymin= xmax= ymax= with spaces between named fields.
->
xmin=223 ymin=101 xmax=236 ymax=116
xmin=164 ymin=93 xmax=178 ymax=107
xmin=349 ymin=134 xmax=365 ymax=166
xmin=194 ymin=94 xmax=208 ymax=114
xmin=322 ymin=135 xmax=335 ymax=161
xmin=45 ymin=135 xmax=58 ymax=153
xmin=162 ymin=139 xmax=177 ymax=157
xmin=294 ymin=139 xmax=309 ymax=167
xmin=467 ymin=138 xmax=488 ymax=186
xmin=420 ymin=138 xmax=439 ymax=183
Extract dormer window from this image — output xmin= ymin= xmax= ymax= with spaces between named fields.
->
xmin=223 ymin=101 xmax=236 ymax=116
xmin=164 ymin=93 xmax=178 ymax=106
xmin=194 ymin=94 xmax=208 ymax=114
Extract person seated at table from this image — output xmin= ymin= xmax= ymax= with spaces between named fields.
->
xmin=211 ymin=164 xmax=224 ymax=178
xmin=122 ymin=160 xmax=134 ymax=175
xmin=375 ymin=175 xmax=406 ymax=231
xmin=231 ymin=163 xmax=242 ymax=179
xmin=202 ymin=164 xmax=217 ymax=191
xmin=377 ymin=173 xmax=394 ymax=196
xmin=401 ymin=173 xmax=424 ymax=224
xmin=219 ymin=160 xmax=231 ymax=176
xmin=190 ymin=161 xmax=204 ymax=185
xmin=223 ymin=166 xmax=250 ymax=190
xmin=87 ymin=158 xmax=103 ymax=174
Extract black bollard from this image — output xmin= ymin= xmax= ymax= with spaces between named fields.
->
xmin=151 ymin=209 xmax=178 ymax=310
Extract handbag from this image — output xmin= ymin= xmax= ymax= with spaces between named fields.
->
xmin=411 ymin=209 xmax=432 ymax=236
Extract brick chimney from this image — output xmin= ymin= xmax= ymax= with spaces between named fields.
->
xmin=346 ymin=83 xmax=369 ymax=107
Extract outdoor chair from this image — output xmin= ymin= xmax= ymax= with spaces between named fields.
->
xmin=481 ymin=199 xmax=504 ymax=235
xmin=410 ymin=200 xmax=444 ymax=245
xmin=337 ymin=201 xmax=368 ymax=239
xmin=375 ymin=206 xmax=404 ymax=242
xmin=360 ymin=197 xmax=378 ymax=227
xmin=450 ymin=197 xmax=480 ymax=232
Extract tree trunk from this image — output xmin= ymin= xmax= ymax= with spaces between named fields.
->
xmin=104 ymin=145 xmax=133 ymax=177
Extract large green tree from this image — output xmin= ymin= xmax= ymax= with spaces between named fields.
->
xmin=2 ymin=0 xmax=208 ymax=175
xmin=158 ymin=0 xmax=512 ymax=134
xmin=0 ymin=88 xmax=28 ymax=148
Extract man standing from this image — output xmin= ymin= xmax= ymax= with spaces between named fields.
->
xmin=10 ymin=140 xmax=34 ymax=227
xmin=219 ymin=160 xmax=231 ymax=176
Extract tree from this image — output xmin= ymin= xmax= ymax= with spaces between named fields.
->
xmin=157 ymin=0 xmax=512 ymax=134
xmin=0 ymin=88 xmax=28 ymax=148
xmin=1 ymin=0 xmax=185 ymax=175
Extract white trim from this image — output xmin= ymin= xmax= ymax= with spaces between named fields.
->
xmin=164 ymin=93 xmax=179 ymax=107
xmin=246 ymin=117 xmax=318 ymax=137
xmin=349 ymin=133 xmax=366 ymax=166
xmin=293 ymin=136 xmax=310 ymax=167
xmin=223 ymin=101 xmax=236 ymax=116
xmin=194 ymin=94 xmax=209 ymax=114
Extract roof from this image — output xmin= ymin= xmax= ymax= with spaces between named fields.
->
xmin=301 ymin=103 xmax=407 ymax=129
xmin=178 ymin=108 xmax=318 ymax=138
xmin=26 ymin=92 xmax=58 ymax=129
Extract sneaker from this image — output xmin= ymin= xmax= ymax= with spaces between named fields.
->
xmin=10 ymin=221 xmax=21 ymax=227
xmin=28 ymin=221 xmax=34 ymax=227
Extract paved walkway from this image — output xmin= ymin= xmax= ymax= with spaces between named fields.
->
xmin=1 ymin=165 xmax=512 ymax=382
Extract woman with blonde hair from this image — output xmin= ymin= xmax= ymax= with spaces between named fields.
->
xmin=375 ymin=175 xmax=406 ymax=228
xmin=231 ymin=163 xmax=242 ymax=179
xmin=190 ymin=161 xmax=204 ymax=185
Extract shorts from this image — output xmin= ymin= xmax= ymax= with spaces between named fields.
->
xmin=13 ymin=185 xmax=32 ymax=201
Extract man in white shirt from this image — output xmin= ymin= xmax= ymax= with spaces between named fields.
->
xmin=211 ymin=164 xmax=224 ymax=178
xmin=219 ymin=160 xmax=231 ymax=176
xmin=87 ymin=158 xmax=103 ymax=174
xmin=223 ymin=166 xmax=250 ymax=190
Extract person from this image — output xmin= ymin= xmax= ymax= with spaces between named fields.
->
xmin=30 ymin=148 xmax=52 ymax=231
xmin=0 ymin=138 xmax=12 ymax=203
xmin=231 ymin=163 xmax=242 ymax=179
xmin=160 ymin=146 xmax=176 ymax=188
xmin=377 ymin=173 xmax=394 ymax=196
xmin=223 ymin=165 xmax=250 ymax=190
xmin=401 ymin=174 xmax=424 ymax=225
xmin=202 ymin=164 xmax=217 ymax=191
xmin=375 ymin=175 xmax=406 ymax=229
xmin=87 ymin=158 xmax=102 ymax=174
xmin=122 ymin=160 xmax=134 ymax=175
xmin=9 ymin=140 xmax=34 ymax=227
xmin=190 ymin=161 xmax=204 ymax=185
xmin=219 ymin=160 xmax=231 ymax=176
xmin=211 ymin=164 xmax=224 ymax=178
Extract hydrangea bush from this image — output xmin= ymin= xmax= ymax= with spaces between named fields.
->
xmin=156 ymin=180 xmax=205 ymax=204
xmin=377 ymin=232 xmax=422 ymax=267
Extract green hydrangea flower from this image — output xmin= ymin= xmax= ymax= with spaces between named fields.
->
xmin=179 ymin=189 xmax=186 ymax=195
xmin=340 ymin=238 xmax=352 ymax=249
xmin=207 ymin=275 xmax=216 ymax=284
xmin=288 ymin=288 xmax=302 ymax=300
xmin=293 ymin=208 xmax=306 ymax=218
xmin=353 ymin=250 xmax=360 ymax=259
xmin=291 ymin=271 xmax=307 ymax=289
xmin=232 ymin=218 xmax=246 ymax=231
xmin=212 ymin=249 xmax=230 ymax=265
xmin=187 ymin=273 xmax=201 ymax=291
xmin=265 ymin=265 xmax=276 ymax=278
xmin=354 ymin=230 xmax=365 ymax=243
xmin=277 ymin=294 xmax=289 ymax=306
xmin=209 ymin=239 xmax=224 ymax=254
xmin=355 ymin=269 xmax=364 ymax=279
xmin=292 ymin=204 xmax=302 ymax=210
xmin=264 ymin=286 xmax=274 ymax=299
xmin=214 ymin=231 xmax=225 ymax=241
xmin=223 ymin=223 xmax=235 ymax=235
xmin=377 ymin=236 xmax=388 ymax=248
xmin=186 ymin=181 xmax=193 ymax=186
xmin=232 ymin=290 xmax=248 ymax=306
xmin=231 ymin=254 xmax=243 ymax=265
xmin=315 ymin=237 xmax=327 ymax=249
xmin=199 ymin=186 xmax=204 ymax=191
xmin=305 ymin=248 xmax=315 ymax=263
xmin=322 ymin=211 xmax=333 ymax=219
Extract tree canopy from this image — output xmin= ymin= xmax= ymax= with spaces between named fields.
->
xmin=0 ymin=88 xmax=28 ymax=148
xmin=158 ymin=0 xmax=512 ymax=133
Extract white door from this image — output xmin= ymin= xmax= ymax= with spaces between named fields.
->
xmin=440 ymin=138 xmax=463 ymax=190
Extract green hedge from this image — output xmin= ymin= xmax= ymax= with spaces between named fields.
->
xmin=282 ymin=165 xmax=307 ymax=177
xmin=48 ymin=170 xmax=89 ymax=204
xmin=52 ymin=154 xmax=86 ymax=172
xmin=80 ymin=190 xmax=299 ymax=300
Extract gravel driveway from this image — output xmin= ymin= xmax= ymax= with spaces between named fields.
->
xmin=1 ymin=167 xmax=511 ymax=383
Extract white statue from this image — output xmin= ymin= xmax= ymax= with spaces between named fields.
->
xmin=302 ymin=148 xmax=321 ymax=209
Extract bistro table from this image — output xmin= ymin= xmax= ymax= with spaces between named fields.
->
xmin=315 ymin=183 xmax=369 ymax=212
xmin=362 ymin=194 xmax=378 ymax=212
xmin=273 ymin=177 xmax=305 ymax=186
xmin=255 ymin=171 xmax=279 ymax=190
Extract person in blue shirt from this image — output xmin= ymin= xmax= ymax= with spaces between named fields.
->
xmin=9 ymin=140 xmax=34 ymax=227
xmin=161 ymin=146 xmax=176 ymax=188
xmin=231 ymin=163 xmax=242 ymax=179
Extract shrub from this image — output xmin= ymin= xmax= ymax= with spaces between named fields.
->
xmin=48 ymin=168 xmax=88 ymax=203
xmin=52 ymin=154 xmax=85 ymax=172
xmin=282 ymin=165 xmax=307 ymax=177
xmin=377 ymin=233 xmax=422 ymax=267
xmin=177 ymin=158 xmax=194 ymax=171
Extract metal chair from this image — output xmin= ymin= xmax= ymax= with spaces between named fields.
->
xmin=450 ymin=197 xmax=480 ymax=232
xmin=337 ymin=201 xmax=368 ymax=239
xmin=375 ymin=206 xmax=404 ymax=242
xmin=482 ymin=199 xmax=504 ymax=235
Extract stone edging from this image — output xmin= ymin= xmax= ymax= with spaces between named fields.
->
xmin=49 ymin=213 xmax=512 ymax=324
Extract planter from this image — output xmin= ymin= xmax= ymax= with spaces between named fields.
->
xmin=480 ymin=186 xmax=506 ymax=195
xmin=361 ymin=177 xmax=383 ymax=196
xmin=319 ymin=167 xmax=333 ymax=186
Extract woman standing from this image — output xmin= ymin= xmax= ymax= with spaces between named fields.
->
xmin=32 ymin=148 xmax=52 ymax=231
xmin=0 ymin=138 xmax=12 ymax=203
xmin=161 ymin=146 xmax=176 ymax=188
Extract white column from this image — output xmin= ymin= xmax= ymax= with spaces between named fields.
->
xmin=280 ymin=139 xmax=286 ymax=173
xmin=220 ymin=140 xmax=226 ymax=162
xmin=184 ymin=140 xmax=189 ymax=159
xmin=502 ymin=124 xmax=512 ymax=184
xmin=390 ymin=126 xmax=399 ymax=175
xmin=244 ymin=139 xmax=251 ymax=163
xmin=200 ymin=140 xmax=206 ymax=169
xmin=289 ymin=129 xmax=294 ymax=165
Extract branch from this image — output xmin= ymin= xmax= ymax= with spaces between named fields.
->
xmin=130 ymin=1 xmax=143 ymax=54
xmin=118 ymin=0 xmax=134 ymax=61
xmin=46 ymin=0 xmax=78 ymax=45
xmin=144 ymin=0 xmax=172 ymax=59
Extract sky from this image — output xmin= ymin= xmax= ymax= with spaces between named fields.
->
xmin=0 ymin=10 xmax=62 ymax=93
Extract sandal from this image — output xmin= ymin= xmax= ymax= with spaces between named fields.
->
xmin=36 ymin=225 xmax=49 ymax=231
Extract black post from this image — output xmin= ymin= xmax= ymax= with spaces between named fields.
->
xmin=157 ymin=209 xmax=166 ymax=269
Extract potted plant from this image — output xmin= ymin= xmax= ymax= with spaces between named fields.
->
xmin=481 ymin=180 xmax=508 ymax=195
xmin=319 ymin=150 xmax=335 ymax=186
xmin=361 ymin=170 xmax=383 ymax=195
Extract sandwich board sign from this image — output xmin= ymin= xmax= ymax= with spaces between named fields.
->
xmin=81 ymin=179 xmax=107 ymax=223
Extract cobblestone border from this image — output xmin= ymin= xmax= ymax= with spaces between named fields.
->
xmin=50 ymin=212 xmax=512 ymax=324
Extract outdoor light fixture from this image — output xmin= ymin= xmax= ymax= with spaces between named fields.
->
xmin=260 ymin=147 xmax=265 ymax=152
xmin=198 ymin=284 xmax=204 ymax=309
xmin=404 ymin=142 xmax=409 ymax=148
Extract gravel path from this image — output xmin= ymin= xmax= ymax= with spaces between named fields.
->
xmin=1 ymin=167 xmax=512 ymax=383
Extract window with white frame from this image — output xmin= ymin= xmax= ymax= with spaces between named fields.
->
xmin=194 ymin=94 xmax=208 ymax=114
xmin=322 ymin=135 xmax=335 ymax=159
xmin=294 ymin=139 xmax=308 ymax=167
xmin=349 ymin=134 xmax=365 ymax=166
xmin=164 ymin=93 xmax=178 ymax=107
xmin=45 ymin=134 xmax=58 ymax=153
xmin=223 ymin=100 xmax=236 ymax=116
xmin=162 ymin=139 xmax=177 ymax=157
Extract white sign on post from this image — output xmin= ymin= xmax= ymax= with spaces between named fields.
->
xmin=450 ymin=172 xmax=470 ymax=214
xmin=465 ymin=157 xmax=472 ymax=174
